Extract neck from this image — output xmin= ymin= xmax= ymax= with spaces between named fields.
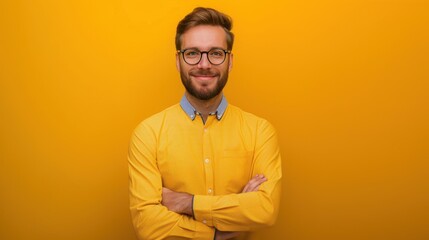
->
xmin=185 ymin=92 xmax=223 ymax=121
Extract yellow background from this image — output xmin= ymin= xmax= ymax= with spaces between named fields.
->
xmin=1 ymin=0 xmax=428 ymax=239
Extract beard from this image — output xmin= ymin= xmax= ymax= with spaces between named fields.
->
xmin=180 ymin=68 xmax=228 ymax=101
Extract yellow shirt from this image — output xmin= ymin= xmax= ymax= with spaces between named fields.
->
xmin=128 ymin=98 xmax=282 ymax=240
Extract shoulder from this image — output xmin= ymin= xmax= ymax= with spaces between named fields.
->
xmin=133 ymin=104 xmax=181 ymax=134
xmin=226 ymin=104 xmax=274 ymax=129
xmin=227 ymin=105 xmax=279 ymax=149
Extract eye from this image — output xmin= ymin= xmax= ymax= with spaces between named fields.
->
xmin=184 ymin=50 xmax=200 ymax=58
xmin=209 ymin=50 xmax=225 ymax=58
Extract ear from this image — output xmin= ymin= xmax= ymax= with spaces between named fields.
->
xmin=176 ymin=53 xmax=180 ymax=72
xmin=228 ymin=53 xmax=233 ymax=72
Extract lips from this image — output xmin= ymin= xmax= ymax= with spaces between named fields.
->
xmin=190 ymin=70 xmax=217 ymax=77
xmin=192 ymin=74 xmax=216 ymax=78
xmin=190 ymin=71 xmax=218 ymax=82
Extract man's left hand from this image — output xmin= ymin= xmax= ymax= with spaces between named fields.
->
xmin=161 ymin=187 xmax=193 ymax=216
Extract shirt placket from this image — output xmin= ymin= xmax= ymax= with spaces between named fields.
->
xmin=202 ymin=116 xmax=215 ymax=225
xmin=202 ymin=117 xmax=214 ymax=198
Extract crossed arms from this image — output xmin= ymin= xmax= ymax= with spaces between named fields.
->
xmin=128 ymin=120 xmax=282 ymax=240
xmin=161 ymin=174 xmax=268 ymax=239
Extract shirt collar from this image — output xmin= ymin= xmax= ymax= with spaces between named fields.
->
xmin=180 ymin=94 xmax=228 ymax=121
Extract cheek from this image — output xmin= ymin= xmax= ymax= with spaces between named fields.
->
xmin=178 ymin=64 xmax=188 ymax=74
xmin=180 ymin=66 xmax=194 ymax=80
xmin=219 ymin=66 xmax=230 ymax=75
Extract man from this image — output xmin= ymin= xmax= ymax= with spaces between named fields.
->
xmin=128 ymin=7 xmax=282 ymax=240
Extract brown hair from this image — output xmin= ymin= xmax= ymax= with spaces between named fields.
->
xmin=175 ymin=7 xmax=234 ymax=51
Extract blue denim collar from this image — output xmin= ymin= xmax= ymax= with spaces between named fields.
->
xmin=180 ymin=94 xmax=228 ymax=121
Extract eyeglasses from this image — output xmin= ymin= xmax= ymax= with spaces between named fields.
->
xmin=177 ymin=48 xmax=231 ymax=65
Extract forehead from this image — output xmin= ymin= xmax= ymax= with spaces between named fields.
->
xmin=181 ymin=25 xmax=228 ymax=50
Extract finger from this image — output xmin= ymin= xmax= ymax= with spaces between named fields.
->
xmin=246 ymin=177 xmax=267 ymax=192
xmin=242 ymin=174 xmax=263 ymax=192
xmin=248 ymin=178 xmax=266 ymax=191
xmin=242 ymin=175 xmax=267 ymax=193
xmin=242 ymin=181 xmax=251 ymax=192
xmin=243 ymin=175 xmax=263 ymax=191
xmin=243 ymin=180 xmax=256 ymax=193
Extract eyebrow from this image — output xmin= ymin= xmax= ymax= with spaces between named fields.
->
xmin=182 ymin=47 xmax=226 ymax=51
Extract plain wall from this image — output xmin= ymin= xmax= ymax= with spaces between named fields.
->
xmin=1 ymin=0 xmax=428 ymax=239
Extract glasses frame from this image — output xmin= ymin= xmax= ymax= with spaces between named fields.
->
xmin=177 ymin=48 xmax=231 ymax=65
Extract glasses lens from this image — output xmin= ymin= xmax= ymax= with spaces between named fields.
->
xmin=182 ymin=49 xmax=227 ymax=65
xmin=208 ymin=49 xmax=226 ymax=65
xmin=183 ymin=49 xmax=201 ymax=65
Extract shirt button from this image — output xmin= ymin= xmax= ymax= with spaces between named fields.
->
xmin=208 ymin=188 xmax=213 ymax=194
xmin=204 ymin=128 xmax=208 ymax=133
xmin=204 ymin=158 xmax=210 ymax=164
xmin=202 ymin=219 xmax=207 ymax=224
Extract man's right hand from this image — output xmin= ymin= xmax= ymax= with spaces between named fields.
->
xmin=215 ymin=174 xmax=268 ymax=240
xmin=215 ymin=230 xmax=240 ymax=240
xmin=242 ymin=174 xmax=267 ymax=193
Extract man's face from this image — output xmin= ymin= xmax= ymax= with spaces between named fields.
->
xmin=176 ymin=25 xmax=233 ymax=101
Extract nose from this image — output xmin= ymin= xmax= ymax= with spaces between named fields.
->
xmin=197 ymin=52 xmax=211 ymax=69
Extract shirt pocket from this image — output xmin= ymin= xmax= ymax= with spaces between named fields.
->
xmin=217 ymin=150 xmax=253 ymax=194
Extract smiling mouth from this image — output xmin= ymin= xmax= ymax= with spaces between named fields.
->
xmin=194 ymin=75 xmax=215 ymax=77
xmin=192 ymin=74 xmax=217 ymax=80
